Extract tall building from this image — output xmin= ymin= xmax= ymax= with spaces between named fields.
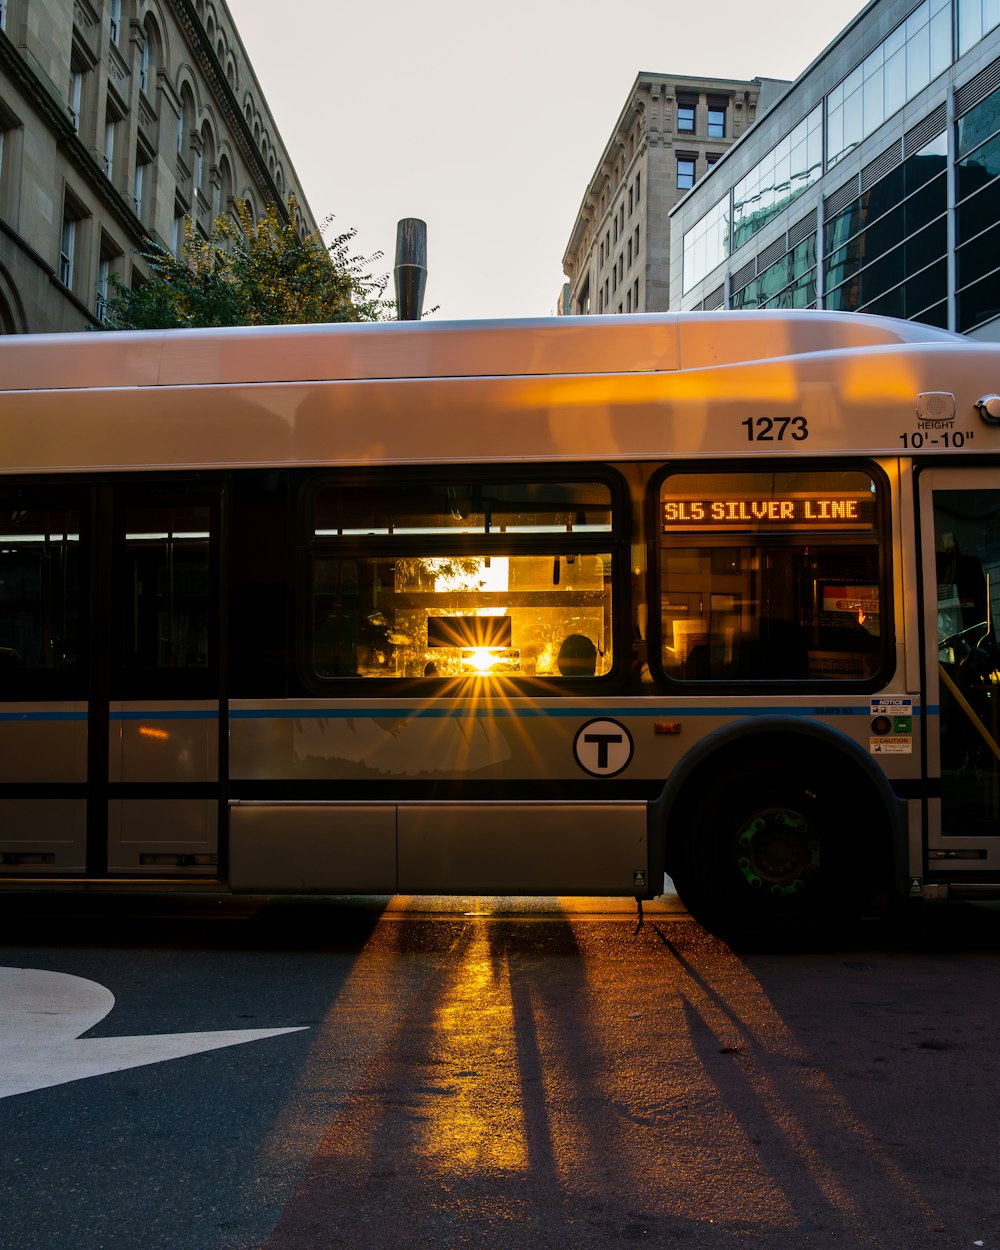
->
xmin=0 ymin=0 xmax=317 ymax=333
xmin=562 ymin=73 xmax=789 ymax=316
xmin=670 ymin=0 xmax=1000 ymax=341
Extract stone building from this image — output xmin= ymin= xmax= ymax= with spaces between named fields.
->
xmin=670 ymin=0 xmax=1000 ymax=341
xmin=562 ymin=73 xmax=789 ymax=316
xmin=0 ymin=0 xmax=317 ymax=333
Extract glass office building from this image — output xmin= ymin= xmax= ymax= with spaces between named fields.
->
xmin=670 ymin=0 xmax=1000 ymax=339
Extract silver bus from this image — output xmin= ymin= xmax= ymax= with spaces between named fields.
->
xmin=1 ymin=310 xmax=998 ymax=943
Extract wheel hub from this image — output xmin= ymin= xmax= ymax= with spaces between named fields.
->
xmin=736 ymin=808 xmax=821 ymax=896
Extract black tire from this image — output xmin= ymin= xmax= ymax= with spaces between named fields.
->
xmin=669 ymin=752 xmax=875 ymax=949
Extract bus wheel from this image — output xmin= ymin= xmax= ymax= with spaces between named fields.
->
xmin=670 ymin=756 xmax=871 ymax=948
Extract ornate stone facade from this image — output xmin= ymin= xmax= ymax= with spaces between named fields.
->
xmin=562 ymin=73 xmax=788 ymax=316
xmin=0 ymin=0 xmax=316 ymax=332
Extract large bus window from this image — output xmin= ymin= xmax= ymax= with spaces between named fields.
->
xmin=312 ymin=552 xmax=613 ymax=679
xmin=308 ymin=476 xmax=618 ymax=681
xmin=0 ymin=502 xmax=80 ymax=675
xmin=658 ymin=468 xmax=884 ymax=682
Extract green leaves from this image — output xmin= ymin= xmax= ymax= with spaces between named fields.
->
xmin=102 ymin=198 xmax=391 ymax=330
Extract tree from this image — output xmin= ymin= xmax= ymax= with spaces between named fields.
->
xmin=101 ymin=198 xmax=391 ymax=330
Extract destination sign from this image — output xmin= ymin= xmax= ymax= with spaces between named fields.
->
xmin=661 ymin=496 xmax=875 ymax=531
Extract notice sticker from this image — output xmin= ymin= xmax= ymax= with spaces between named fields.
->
xmin=871 ymin=696 xmax=912 ymax=716
xmin=870 ymin=696 xmax=913 ymax=753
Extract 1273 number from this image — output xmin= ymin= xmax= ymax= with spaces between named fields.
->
xmin=741 ymin=416 xmax=809 ymax=442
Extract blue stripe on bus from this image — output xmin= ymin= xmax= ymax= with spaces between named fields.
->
xmin=110 ymin=710 xmax=218 ymax=721
xmin=0 ymin=704 xmax=937 ymax=722
xmin=0 ymin=711 xmax=88 ymax=722
xmin=230 ymin=704 xmax=925 ymax=720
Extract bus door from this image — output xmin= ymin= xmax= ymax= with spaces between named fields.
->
xmin=101 ymin=485 xmax=224 ymax=879
xmin=919 ymin=468 xmax=1000 ymax=862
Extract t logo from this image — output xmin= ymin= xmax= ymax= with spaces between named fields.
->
xmin=573 ymin=718 xmax=634 ymax=777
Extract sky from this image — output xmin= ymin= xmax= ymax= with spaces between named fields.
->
xmin=226 ymin=0 xmax=869 ymax=321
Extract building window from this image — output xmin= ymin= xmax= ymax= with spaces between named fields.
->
xmin=103 ymin=115 xmax=116 ymax=179
xmin=707 ymin=103 xmax=726 ymax=139
xmin=59 ymin=216 xmax=76 ymax=289
xmin=68 ymin=70 xmax=83 ymax=132
xmin=139 ymin=40 xmax=149 ymax=94
xmin=826 ymin=0 xmax=951 ymax=168
xmin=677 ymin=156 xmax=696 ymax=190
xmin=732 ymin=104 xmax=823 ymax=253
xmin=109 ymin=0 xmax=121 ymax=45
xmin=677 ymin=97 xmax=696 ymax=133
xmin=956 ymin=85 xmax=1000 ymax=331
xmin=131 ymin=160 xmax=143 ymax=221
xmin=824 ymin=132 xmax=947 ymax=326
xmin=97 ymin=257 xmax=110 ymax=321
xmin=0 ymin=2 xmax=7 ymax=31
xmin=959 ymin=0 xmax=1000 ymax=53
xmin=682 ymin=193 xmax=730 ymax=294
xmin=733 ymin=233 xmax=818 ymax=311
xmin=706 ymin=153 xmax=720 ymax=171
xmin=633 ymin=278 xmax=639 ymax=309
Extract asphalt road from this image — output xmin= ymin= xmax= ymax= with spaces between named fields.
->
xmin=1 ymin=891 xmax=999 ymax=1250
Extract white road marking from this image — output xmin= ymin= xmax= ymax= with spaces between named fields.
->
xmin=0 ymin=966 xmax=308 ymax=1099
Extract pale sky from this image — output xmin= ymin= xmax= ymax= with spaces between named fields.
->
xmin=227 ymin=0 xmax=869 ymax=321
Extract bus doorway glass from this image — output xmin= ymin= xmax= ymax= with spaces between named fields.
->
xmin=925 ymin=474 xmax=1000 ymax=840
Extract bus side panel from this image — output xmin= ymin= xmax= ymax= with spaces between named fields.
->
xmin=0 ymin=706 xmax=87 ymax=872
xmin=397 ymin=802 xmax=647 ymax=895
xmin=0 ymin=800 xmax=87 ymax=871
xmin=229 ymin=803 xmax=397 ymax=892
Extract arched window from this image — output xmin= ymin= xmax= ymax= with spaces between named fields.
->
xmin=139 ymin=16 xmax=160 ymax=96
xmin=199 ymin=121 xmax=214 ymax=191
xmin=177 ymin=83 xmax=195 ymax=161
xmin=218 ymin=154 xmax=233 ymax=217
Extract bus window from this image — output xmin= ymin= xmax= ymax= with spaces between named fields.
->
xmin=311 ymin=551 xmax=614 ymax=679
xmin=658 ymin=468 xmax=884 ymax=683
xmin=308 ymin=476 xmax=618 ymax=681
xmin=119 ymin=504 xmax=212 ymax=671
xmin=0 ymin=500 xmax=80 ymax=674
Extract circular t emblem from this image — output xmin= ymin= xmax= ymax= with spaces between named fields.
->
xmin=573 ymin=718 xmax=634 ymax=778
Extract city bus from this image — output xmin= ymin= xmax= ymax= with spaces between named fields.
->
xmin=0 ymin=310 xmax=997 ymax=943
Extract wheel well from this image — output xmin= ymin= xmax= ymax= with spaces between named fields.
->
xmin=663 ymin=729 xmax=896 ymax=890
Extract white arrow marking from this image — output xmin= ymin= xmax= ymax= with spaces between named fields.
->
xmin=0 ymin=966 xmax=308 ymax=1099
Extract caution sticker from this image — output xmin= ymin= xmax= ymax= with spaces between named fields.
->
xmin=870 ymin=736 xmax=912 ymax=754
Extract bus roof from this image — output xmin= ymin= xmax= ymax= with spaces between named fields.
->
xmin=0 ymin=311 xmax=964 ymax=392
xmin=1 ymin=312 xmax=997 ymax=473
